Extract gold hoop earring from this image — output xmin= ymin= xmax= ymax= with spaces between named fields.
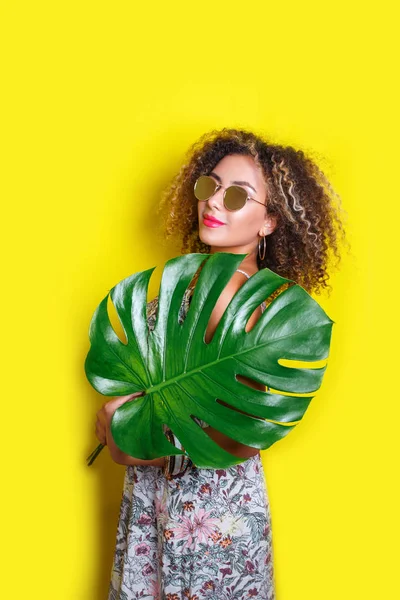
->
xmin=258 ymin=235 xmax=266 ymax=261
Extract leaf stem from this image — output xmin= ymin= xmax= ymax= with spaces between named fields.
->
xmin=86 ymin=443 xmax=105 ymax=466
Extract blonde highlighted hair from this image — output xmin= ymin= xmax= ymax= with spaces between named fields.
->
xmin=157 ymin=127 xmax=348 ymax=296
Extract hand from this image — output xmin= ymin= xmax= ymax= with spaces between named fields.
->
xmin=95 ymin=392 xmax=145 ymax=465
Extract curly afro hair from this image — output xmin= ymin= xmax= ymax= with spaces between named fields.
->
xmin=156 ymin=127 xmax=348 ymax=296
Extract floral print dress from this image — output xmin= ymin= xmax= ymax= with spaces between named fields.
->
xmin=108 ymin=269 xmax=276 ymax=600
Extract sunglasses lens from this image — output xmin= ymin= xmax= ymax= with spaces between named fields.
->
xmin=224 ymin=186 xmax=247 ymax=211
xmin=194 ymin=175 xmax=217 ymax=201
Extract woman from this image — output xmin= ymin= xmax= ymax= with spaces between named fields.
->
xmin=95 ymin=128 xmax=347 ymax=599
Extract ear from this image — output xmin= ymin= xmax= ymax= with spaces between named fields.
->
xmin=259 ymin=215 xmax=278 ymax=236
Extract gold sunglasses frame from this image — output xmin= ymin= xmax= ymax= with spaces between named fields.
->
xmin=194 ymin=175 xmax=266 ymax=211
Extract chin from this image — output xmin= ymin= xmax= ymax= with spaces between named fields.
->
xmin=198 ymin=231 xmax=210 ymax=247
xmin=198 ymin=227 xmax=219 ymax=246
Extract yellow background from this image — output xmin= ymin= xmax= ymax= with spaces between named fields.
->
xmin=1 ymin=2 xmax=398 ymax=598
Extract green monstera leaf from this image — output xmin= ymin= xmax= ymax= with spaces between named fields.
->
xmin=85 ymin=252 xmax=334 ymax=468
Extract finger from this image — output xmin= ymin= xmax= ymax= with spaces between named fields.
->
xmin=104 ymin=393 xmax=145 ymax=416
xmin=116 ymin=392 xmax=145 ymax=401
xmin=95 ymin=417 xmax=106 ymax=437
xmin=102 ymin=393 xmax=140 ymax=409
xmin=95 ymin=422 xmax=106 ymax=445
xmin=96 ymin=409 xmax=107 ymax=428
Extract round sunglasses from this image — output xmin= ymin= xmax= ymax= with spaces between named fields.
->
xmin=194 ymin=175 xmax=266 ymax=211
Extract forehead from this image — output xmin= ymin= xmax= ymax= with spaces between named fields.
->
xmin=211 ymin=154 xmax=266 ymax=192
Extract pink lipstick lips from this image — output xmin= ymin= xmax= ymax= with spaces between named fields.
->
xmin=203 ymin=213 xmax=225 ymax=228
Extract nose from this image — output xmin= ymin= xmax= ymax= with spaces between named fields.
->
xmin=205 ymin=186 xmax=224 ymax=211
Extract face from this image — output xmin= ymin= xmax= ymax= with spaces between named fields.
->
xmin=197 ymin=154 xmax=276 ymax=256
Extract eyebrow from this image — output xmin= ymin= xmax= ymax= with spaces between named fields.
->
xmin=209 ymin=172 xmax=257 ymax=194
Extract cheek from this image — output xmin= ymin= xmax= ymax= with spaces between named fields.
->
xmin=228 ymin=210 xmax=263 ymax=236
xmin=229 ymin=211 xmax=253 ymax=228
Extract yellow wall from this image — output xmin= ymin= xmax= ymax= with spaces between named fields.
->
xmin=1 ymin=2 xmax=398 ymax=598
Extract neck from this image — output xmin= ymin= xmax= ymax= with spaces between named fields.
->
xmin=209 ymin=243 xmax=259 ymax=272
